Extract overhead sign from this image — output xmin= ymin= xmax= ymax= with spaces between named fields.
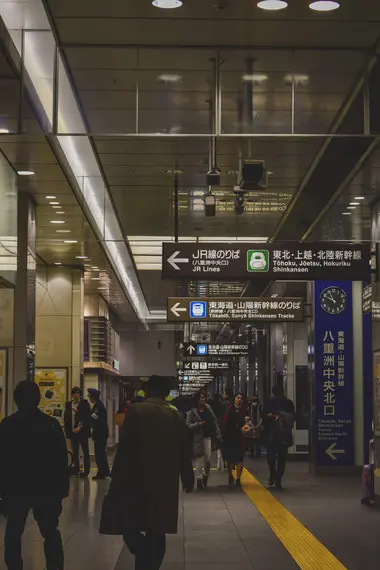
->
xmin=183 ymin=361 xmax=230 ymax=371
xmin=168 ymin=297 xmax=304 ymax=323
xmin=314 ymin=281 xmax=354 ymax=467
xmin=181 ymin=342 xmax=249 ymax=357
xmin=162 ymin=242 xmax=370 ymax=281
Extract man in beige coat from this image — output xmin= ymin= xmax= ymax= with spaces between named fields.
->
xmin=102 ymin=375 xmax=194 ymax=570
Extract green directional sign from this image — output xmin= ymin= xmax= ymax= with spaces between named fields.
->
xmin=247 ymin=250 xmax=269 ymax=272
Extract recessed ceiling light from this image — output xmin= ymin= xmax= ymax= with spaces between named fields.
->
xmin=242 ymin=73 xmax=268 ymax=83
xmin=152 ymin=0 xmax=182 ymax=7
xmin=91 ymin=277 xmax=101 ymax=281
xmin=56 ymin=211 xmax=65 ymax=214
xmin=75 ymin=256 xmax=88 ymax=259
xmin=91 ymin=266 xmax=100 ymax=270
xmin=158 ymin=74 xmax=182 ymax=83
xmin=354 ymin=196 xmax=365 ymax=200
xmin=309 ymin=0 xmax=339 ymax=11
xmin=17 ymin=170 xmax=35 ymax=176
xmin=56 ymin=229 xmax=71 ymax=233
xmin=54 ymin=262 xmax=62 ymax=266
xmin=49 ymin=202 xmax=60 ymax=205
xmin=342 ymin=212 xmax=351 ymax=216
xmin=346 ymin=206 xmax=356 ymax=210
xmin=349 ymin=202 xmax=359 ymax=206
xmin=64 ymin=240 xmax=78 ymax=244
xmin=50 ymin=220 xmax=65 ymax=224
xmin=98 ymin=287 xmax=109 ymax=291
xmin=46 ymin=195 xmax=56 ymax=199
xmin=257 ymin=0 xmax=288 ymax=10
xmin=0 ymin=128 xmax=10 ymax=134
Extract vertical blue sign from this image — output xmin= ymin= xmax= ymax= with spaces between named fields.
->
xmin=314 ymin=281 xmax=354 ymax=466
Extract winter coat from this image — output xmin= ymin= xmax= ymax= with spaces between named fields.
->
xmin=186 ymin=405 xmax=222 ymax=458
xmin=63 ymin=399 xmax=91 ymax=440
xmin=104 ymin=397 xmax=194 ymax=535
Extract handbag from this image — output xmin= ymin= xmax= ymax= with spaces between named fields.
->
xmin=99 ymin=492 xmax=125 ymax=535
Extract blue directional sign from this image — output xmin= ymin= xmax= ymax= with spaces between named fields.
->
xmin=314 ymin=281 xmax=354 ymax=467
xmin=197 ymin=344 xmax=208 ymax=355
xmin=190 ymin=301 xmax=207 ymax=319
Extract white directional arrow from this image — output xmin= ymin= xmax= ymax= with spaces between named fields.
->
xmin=167 ymin=251 xmax=189 ymax=271
xmin=170 ymin=302 xmax=187 ymax=317
xmin=325 ymin=443 xmax=345 ymax=460
xmin=184 ymin=363 xmax=191 ymax=370
xmin=187 ymin=344 xmax=196 ymax=354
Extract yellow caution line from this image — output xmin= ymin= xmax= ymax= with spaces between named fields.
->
xmin=241 ymin=469 xmax=347 ymax=570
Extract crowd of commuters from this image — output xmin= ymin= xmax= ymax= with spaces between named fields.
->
xmin=0 ymin=378 xmax=295 ymax=570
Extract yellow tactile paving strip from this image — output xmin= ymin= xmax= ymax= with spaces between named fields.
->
xmin=241 ymin=469 xmax=347 ymax=570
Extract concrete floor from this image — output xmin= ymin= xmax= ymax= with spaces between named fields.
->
xmin=0 ymin=459 xmax=379 ymax=569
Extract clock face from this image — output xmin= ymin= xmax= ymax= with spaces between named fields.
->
xmin=320 ymin=287 xmax=347 ymax=315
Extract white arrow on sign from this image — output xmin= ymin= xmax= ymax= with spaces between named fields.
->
xmin=184 ymin=363 xmax=191 ymax=370
xmin=167 ymin=251 xmax=189 ymax=271
xmin=170 ymin=302 xmax=187 ymax=317
xmin=325 ymin=443 xmax=345 ymax=460
xmin=187 ymin=344 xmax=195 ymax=354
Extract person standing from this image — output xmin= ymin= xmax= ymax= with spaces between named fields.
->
xmin=100 ymin=375 xmax=194 ymax=570
xmin=186 ymin=391 xmax=222 ymax=489
xmin=88 ymin=388 xmax=110 ymax=480
xmin=0 ymin=381 xmax=69 ymax=570
xmin=262 ymin=385 xmax=296 ymax=489
xmin=64 ymin=386 xmax=91 ymax=478
xmin=221 ymin=393 xmax=246 ymax=487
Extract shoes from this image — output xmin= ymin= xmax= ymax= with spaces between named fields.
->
xmin=228 ymin=475 xmax=234 ymax=487
xmin=203 ymin=474 xmax=209 ymax=488
xmin=268 ymin=476 xmax=275 ymax=487
xmin=196 ymin=477 xmax=203 ymax=490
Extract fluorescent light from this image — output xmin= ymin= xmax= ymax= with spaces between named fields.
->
xmin=75 ymin=256 xmax=88 ymax=259
xmin=64 ymin=240 xmax=78 ymax=243
xmin=49 ymin=202 xmax=60 ymax=205
xmin=349 ymin=202 xmax=359 ymax=206
xmin=242 ymin=73 xmax=268 ymax=83
xmin=46 ymin=195 xmax=56 ymax=199
xmin=152 ymin=0 xmax=182 ymax=7
xmin=257 ymin=0 xmax=288 ymax=10
xmin=354 ymin=196 xmax=365 ymax=200
xmin=309 ymin=1 xmax=339 ymax=10
xmin=342 ymin=212 xmax=351 ymax=216
xmin=17 ymin=170 xmax=35 ymax=176
xmin=56 ymin=211 xmax=65 ymax=214
xmin=0 ymin=128 xmax=10 ymax=134
xmin=158 ymin=74 xmax=182 ymax=83
xmin=91 ymin=277 xmax=100 ymax=281
xmin=98 ymin=287 xmax=109 ymax=291
xmin=56 ymin=230 xmax=71 ymax=233
xmin=346 ymin=206 xmax=356 ymax=210
xmin=54 ymin=262 xmax=62 ymax=266
xmin=50 ymin=220 xmax=65 ymax=224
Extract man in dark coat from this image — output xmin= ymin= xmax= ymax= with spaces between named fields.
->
xmin=88 ymin=388 xmax=110 ymax=480
xmin=103 ymin=375 xmax=194 ymax=570
xmin=0 ymin=380 xmax=69 ymax=570
xmin=63 ymin=386 xmax=91 ymax=478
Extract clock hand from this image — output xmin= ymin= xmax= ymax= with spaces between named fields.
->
xmin=326 ymin=292 xmax=336 ymax=303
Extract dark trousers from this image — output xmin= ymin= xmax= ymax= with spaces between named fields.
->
xmin=267 ymin=438 xmax=288 ymax=482
xmin=123 ymin=528 xmax=166 ymax=570
xmin=247 ymin=438 xmax=262 ymax=458
xmin=94 ymin=437 xmax=110 ymax=476
xmin=4 ymin=498 xmax=63 ymax=570
xmin=71 ymin=436 xmax=90 ymax=475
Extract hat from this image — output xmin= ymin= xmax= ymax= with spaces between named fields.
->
xmin=136 ymin=390 xmax=145 ymax=398
xmin=88 ymin=388 xmax=100 ymax=397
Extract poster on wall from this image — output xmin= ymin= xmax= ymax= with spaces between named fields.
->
xmin=35 ymin=368 xmax=68 ymax=426
xmin=0 ymin=349 xmax=7 ymax=422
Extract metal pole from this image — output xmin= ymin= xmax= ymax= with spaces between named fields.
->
xmin=174 ymin=171 xmax=179 ymax=243
xmin=52 ymin=45 xmax=59 ymax=134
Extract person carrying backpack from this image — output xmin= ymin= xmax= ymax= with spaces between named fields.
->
xmin=262 ymin=385 xmax=296 ymax=489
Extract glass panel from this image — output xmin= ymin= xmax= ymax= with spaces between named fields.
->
xmin=221 ymin=50 xmax=293 ymax=135
xmin=23 ymin=31 xmax=55 ymax=132
xmin=0 ymin=153 xmax=17 ymax=285
xmin=0 ymin=49 xmax=20 ymax=134
xmin=57 ymin=52 xmax=86 ymax=134
xmin=138 ymin=49 xmax=214 ymax=135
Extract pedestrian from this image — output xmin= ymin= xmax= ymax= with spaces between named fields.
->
xmin=100 ymin=375 xmax=194 ymax=570
xmin=262 ymin=385 xmax=296 ymax=489
xmin=249 ymin=395 xmax=263 ymax=458
xmin=64 ymin=386 xmax=91 ymax=478
xmin=221 ymin=393 xmax=246 ymax=487
xmin=186 ymin=391 xmax=222 ymax=489
xmin=88 ymin=388 xmax=110 ymax=480
xmin=0 ymin=380 xmax=69 ymax=570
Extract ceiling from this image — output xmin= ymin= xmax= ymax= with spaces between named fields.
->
xmin=1 ymin=0 xmax=380 ymax=329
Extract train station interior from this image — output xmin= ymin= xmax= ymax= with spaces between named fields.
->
xmin=0 ymin=0 xmax=380 ymax=568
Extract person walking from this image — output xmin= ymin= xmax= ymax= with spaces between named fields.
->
xmin=64 ymin=386 xmax=91 ymax=478
xmin=88 ymin=388 xmax=110 ymax=480
xmin=186 ymin=391 xmax=222 ymax=489
xmin=221 ymin=393 xmax=246 ymax=487
xmin=262 ymin=385 xmax=296 ymax=489
xmin=100 ymin=375 xmax=194 ymax=570
xmin=0 ymin=380 xmax=69 ymax=570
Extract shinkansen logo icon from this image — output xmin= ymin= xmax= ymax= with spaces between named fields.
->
xmin=247 ymin=250 xmax=269 ymax=272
